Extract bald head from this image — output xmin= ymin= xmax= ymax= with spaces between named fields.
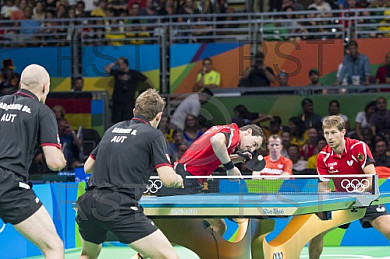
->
xmin=20 ymin=64 xmax=50 ymax=103
xmin=20 ymin=64 xmax=50 ymax=90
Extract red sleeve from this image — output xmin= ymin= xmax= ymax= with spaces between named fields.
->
xmin=352 ymin=141 xmax=375 ymax=169
xmin=283 ymin=158 xmax=293 ymax=175
xmin=316 ymin=152 xmax=328 ymax=175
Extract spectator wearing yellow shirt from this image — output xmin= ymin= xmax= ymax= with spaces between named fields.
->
xmin=306 ymin=137 xmax=327 ymax=169
xmin=195 ymin=58 xmax=221 ymax=91
xmin=378 ymin=10 xmax=390 ymax=37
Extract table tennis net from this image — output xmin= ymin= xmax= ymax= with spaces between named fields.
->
xmin=145 ymin=174 xmax=376 ymax=196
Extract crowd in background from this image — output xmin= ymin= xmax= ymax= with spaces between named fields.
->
xmin=0 ymin=0 xmax=389 ymax=45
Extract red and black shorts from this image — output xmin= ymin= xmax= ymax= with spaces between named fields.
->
xmin=0 ymin=168 xmax=43 ymax=225
xmin=76 ymin=188 xmax=158 ymax=244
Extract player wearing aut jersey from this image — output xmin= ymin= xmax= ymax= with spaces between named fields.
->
xmin=253 ymin=134 xmax=292 ymax=177
xmin=309 ymin=115 xmax=390 ymax=259
xmin=76 ymin=89 xmax=184 ymax=259
xmin=159 ymin=123 xmax=265 ymax=235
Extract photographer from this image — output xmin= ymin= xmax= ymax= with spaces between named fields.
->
xmin=194 ymin=58 xmax=221 ymax=91
xmin=104 ymin=57 xmax=154 ymax=123
xmin=238 ymin=51 xmax=275 ymax=87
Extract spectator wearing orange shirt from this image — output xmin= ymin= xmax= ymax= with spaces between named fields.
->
xmin=253 ymin=134 xmax=293 ymax=176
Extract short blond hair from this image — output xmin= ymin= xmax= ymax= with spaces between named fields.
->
xmin=135 ymin=89 xmax=165 ymax=121
xmin=322 ymin=115 xmax=345 ymax=131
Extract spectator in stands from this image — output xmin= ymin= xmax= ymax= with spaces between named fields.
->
xmin=324 ymin=100 xmax=350 ymax=131
xmin=104 ymin=57 xmax=154 ymax=123
xmin=336 ymin=40 xmax=371 ymax=87
xmin=167 ymin=130 xmax=189 ymax=162
xmin=56 ymin=4 xmax=68 ymax=19
xmin=375 ymin=52 xmax=390 ymax=89
xmin=232 ymin=104 xmax=273 ymax=128
xmin=195 ymin=58 xmax=221 ymax=91
xmin=306 ymin=137 xmax=327 ymax=169
xmin=298 ymin=98 xmax=322 ymax=130
xmin=355 ymin=100 xmax=377 ymax=140
xmin=373 ymin=139 xmax=390 ymax=167
xmin=307 ymin=69 xmax=325 ymax=93
xmin=278 ymin=71 xmax=289 ymax=86
xmin=281 ymin=131 xmax=291 ymax=158
xmin=0 ymin=59 xmax=19 ymax=96
xmin=263 ymin=116 xmax=283 ymax=138
xmin=289 ymin=116 xmax=308 ymax=148
xmin=75 ymin=1 xmax=87 ymax=17
xmin=262 ymin=16 xmax=288 ymax=41
xmin=91 ymin=0 xmax=108 ymax=17
xmin=370 ymin=96 xmax=390 ymax=135
xmin=10 ymin=0 xmax=27 ymax=20
xmin=308 ymin=0 xmax=332 ymax=17
xmin=288 ymin=144 xmax=307 ymax=174
xmin=58 ymin=118 xmax=82 ymax=170
xmin=253 ymin=134 xmax=293 ymax=177
xmin=140 ymin=0 xmax=157 ymax=23
xmin=183 ymin=114 xmax=203 ymax=145
xmin=109 ymin=0 xmax=128 ymax=12
xmin=45 ymin=0 xmax=58 ymax=12
xmin=362 ymin=127 xmax=374 ymax=150
xmin=72 ymin=76 xmax=84 ymax=91
xmin=52 ymin=105 xmax=66 ymax=121
xmin=32 ymin=1 xmax=45 ymax=21
xmin=158 ymin=115 xmax=176 ymax=143
xmin=300 ymin=127 xmax=319 ymax=160
xmin=378 ymin=10 xmax=390 ymax=37
xmin=20 ymin=6 xmax=41 ymax=39
xmin=239 ymin=51 xmax=275 ymax=87
xmin=170 ymin=88 xmax=213 ymax=130
xmin=158 ymin=0 xmax=175 ymax=16
xmin=1 ymin=0 xmax=18 ymax=19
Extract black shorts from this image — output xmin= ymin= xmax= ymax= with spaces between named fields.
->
xmin=76 ymin=189 xmax=158 ymax=244
xmin=0 ymin=168 xmax=43 ymax=225
xmin=156 ymin=163 xmax=203 ymax=196
xmin=339 ymin=204 xmax=390 ymax=229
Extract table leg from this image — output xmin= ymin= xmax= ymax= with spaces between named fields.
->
xmin=251 ymin=208 xmax=366 ymax=259
xmin=153 ymin=218 xmax=252 ymax=259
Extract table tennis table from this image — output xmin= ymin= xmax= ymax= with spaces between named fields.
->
xmin=140 ymin=191 xmax=390 ymax=259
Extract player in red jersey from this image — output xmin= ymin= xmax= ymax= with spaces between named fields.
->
xmin=309 ymin=115 xmax=390 ymax=259
xmin=252 ymin=134 xmax=292 ymax=177
xmin=158 ymin=123 xmax=265 ymax=235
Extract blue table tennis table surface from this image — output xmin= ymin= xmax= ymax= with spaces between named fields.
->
xmin=140 ymin=192 xmax=390 ymax=217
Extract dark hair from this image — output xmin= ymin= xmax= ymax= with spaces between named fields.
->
xmin=202 ymin=58 xmax=212 ymax=65
xmin=289 ymin=116 xmax=306 ymax=139
xmin=119 ymin=57 xmax=129 ymax=66
xmin=270 ymin=116 xmax=282 ymax=126
xmin=200 ymin=87 xmax=213 ymax=97
xmin=239 ymin=124 xmax=266 ymax=150
xmin=287 ymin=144 xmax=300 ymax=152
xmin=316 ymin=136 xmax=326 ymax=145
xmin=347 ymin=39 xmax=358 ymax=48
xmin=365 ymin=101 xmax=377 ymax=113
xmin=329 ymin=100 xmax=340 ymax=108
xmin=309 ymin=68 xmax=319 ymax=76
xmin=234 ymin=105 xmax=250 ymax=117
xmin=301 ymin=98 xmax=313 ymax=107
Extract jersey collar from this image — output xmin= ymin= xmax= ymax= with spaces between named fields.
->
xmin=13 ymin=89 xmax=39 ymax=101
xmin=131 ymin=115 xmax=151 ymax=125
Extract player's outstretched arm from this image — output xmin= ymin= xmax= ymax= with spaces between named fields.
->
xmin=157 ymin=166 xmax=184 ymax=188
xmin=42 ymin=146 xmax=66 ymax=171
xmin=362 ymin=163 xmax=376 ymax=192
xmin=84 ymin=156 xmax=95 ymax=173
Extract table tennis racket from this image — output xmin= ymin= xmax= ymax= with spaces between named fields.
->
xmin=236 ymin=151 xmax=266 ymax=171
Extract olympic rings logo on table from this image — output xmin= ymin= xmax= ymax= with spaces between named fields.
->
xmin=144 ymin=179 xmax=163 ymax=194
xmin=341 ymin=178 xmax=370 ymax=193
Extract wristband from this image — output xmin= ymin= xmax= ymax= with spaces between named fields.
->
xmin=223 ymin=161 xmax=234 ymax=171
